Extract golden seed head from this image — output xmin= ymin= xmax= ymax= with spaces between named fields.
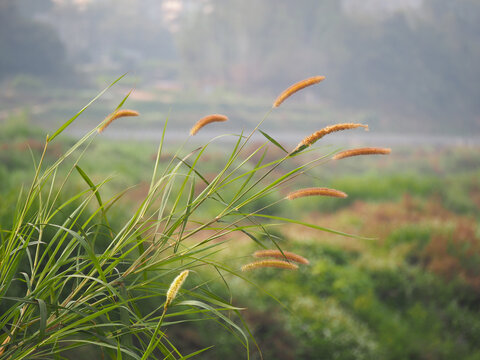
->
xmin=190 ymin=114 xmax=228 ymax=136
xmin=241 ymin=260 xmax=299 ymax=271
xmin=98 ymin=109 xmax=140 ymax=133
xmin=253 ymin=250 xmax=310 ymax=265
xmin=165 ymin=270 xmax=189 ymax=310
xmin=293 ymin=123 xmax=368 ymax=153
xmin=286 ymin=187 xmax=348 ymax=200
xmin=333 ymin=147 xmax=392 ymax=160
xmin=273 ymin=76 xmax=325 ymax=108
xmin=0 ymin=335 xmax=11 ymax=356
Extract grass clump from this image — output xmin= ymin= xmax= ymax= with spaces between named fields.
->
xmin=0 ymin=75 xmax=390 ymax=359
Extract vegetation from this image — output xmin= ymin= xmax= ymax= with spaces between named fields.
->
xmin=1 ymin=73 xmax=480 ymax=359
xmin=2 ymin=1 xmax=479 ymax=359
xmin=0 ymin=75 xmax=391 ymax=359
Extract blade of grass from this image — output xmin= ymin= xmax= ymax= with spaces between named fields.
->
xmin=258 ymin=129 xmax=287 ymax=153
xmin=36 ymin=298 xmax=47 ymax=341
xmin=47 ymin=73 xmax=127 ymax=142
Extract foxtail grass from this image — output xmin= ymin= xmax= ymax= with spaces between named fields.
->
xmin=0 ymin=74 xmax=390 ymax=360
xmin=286 ymin=187 xmax=348 ymax=200
xmin=253 ymin=250 xmax=309 ymax=264
xmin=0 ymin=336 xmax=10 ymax=356
xmin=273 ymin=76 xmax=325 ymax=107
xmin=292 ymin=123 xmax=368 ymax=154
xmin=165 ymin=270 xmax=189 ymax=310
xmin=333 ymin=147 xmax=392 ymax=160
xmin=98 ymin=109 xmax=140 ymax=133
xmin=190 ymin=114 xmax=228 ymax=135
xmin=241 ymin=260 xmax=299 ymax=271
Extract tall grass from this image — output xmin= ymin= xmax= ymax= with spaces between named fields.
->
xmin=0 ymin=75 xmax=388 ymax=359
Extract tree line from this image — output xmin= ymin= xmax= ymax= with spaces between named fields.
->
xmin=2 ymin=0 xmax=479 ymax=132
xmin=178 ymin=0 xmax=480 ymax=131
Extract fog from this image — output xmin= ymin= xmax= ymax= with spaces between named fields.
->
xmin=1 ymin=0 xmax=480 ymax=138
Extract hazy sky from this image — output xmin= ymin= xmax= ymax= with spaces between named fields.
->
xmin=342 ymin=0 xmax=423 ymax=15
xmin=5 ymin=0 xmax=478 ymax=135
xmin=53 ymin=0 xmax=424 ymax=16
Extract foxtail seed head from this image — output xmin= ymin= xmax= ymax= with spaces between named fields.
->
xmin=333 ymin=147 xmax=392 ymax=160
xmin=0 ymin=335 xmax=10 ymax=356
xmin=273 ymin=76 xmax=325 ymax=108
xmin=286 ymin=187 xmax=348 ymax=200
xmin=293 ymin=123 xmax=368 ymax=153
xmin=98 ymin=109 xmax=139 ymax=133
xmin=165 ymin=270 xmax=189 ymax=310
xmin=253 ymin=250 xmax=309 ymax=265
xmin=241 ymin=260 xmax=299 ymax=271
xmin=190 ymin=114 xmax=228 ymax=136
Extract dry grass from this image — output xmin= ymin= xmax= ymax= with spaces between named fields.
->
xmin=253 ymin=250 xmax=310 ymax=264
xmin=333 ymin=147 xmax=391 ymax=160
xmin=0 ymin=336 xmax=10 ymax=356
xmin=190 ymin=114 xmax=228 ymax=135
xmin=241 ymin=260 xmax=299 ymax=271
xmin=273 ymin=76 xmax=325 ymax=107
xmin=293 ymin=123 xmax=368 ymax=152
xmin=98 ymin=109 xmax=140 ymax=133
xmin=286 ymin=187 xmax=348 ymax=200
xmin=422 ymin=219 xmax=480 ymax=290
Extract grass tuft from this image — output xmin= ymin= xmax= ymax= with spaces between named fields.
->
xmin=0 ymin=74 xmax=390 ymax=359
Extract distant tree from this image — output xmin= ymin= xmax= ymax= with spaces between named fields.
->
xmin=48 ymin=0 xmax=177 ymax=69
xmin=176 ymin=0 xmax=343 ymax=90
xmin=16 ymin=0 xmax=54 ymax=17
xmin=0 ymin=0 xmax=71 ymax=82
xmin=177 ymin=0 xmax=480 ymax=132
xmin=331 ymin=0 xmax=480 ymax=129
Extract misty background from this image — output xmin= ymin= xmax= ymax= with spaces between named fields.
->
xmin=1 ymin=0 xmax=480 ymax=140
xmin=3 ymin=2 xmax=480 ymax=359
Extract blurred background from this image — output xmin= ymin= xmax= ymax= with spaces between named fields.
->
xmin=1 ymin=0 xmax=480 ymax=139
xmin=2 ymin=0 xmax=480 ymax=359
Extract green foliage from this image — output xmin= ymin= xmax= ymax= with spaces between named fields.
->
xmin=2 ymin=72 xmax=480 ymax=358
xmin=290 ymin=297 xmax=379 ymax=360
xmin=387 ymin=225 xmax=431 ymax=250
xmin=227 ymin=240 xmax=480 ymax=360
xmin=0 ymin=75 xmax=376 ymax=359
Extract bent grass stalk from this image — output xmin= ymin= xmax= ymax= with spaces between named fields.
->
xmin=0 ymin=336 xmax=10 ymax=356
xmin=292 ymin=123 xmax=368 ymax=154
xmin=98 ymin=109 xmax=140 ymax=133
xmin=273 ymin=76 xmax=325 ymax=107
xmin=242 ymin=260 xmax=299 ymax=271
xmin=190 ymin=114 xmax=228 ymax=135
xmin=286 ymin=187 xmax=348 ymax=200
xmin=333 ymin=147 xmax=392 ymax=160
xmin=253 ymin=250 xmax=310 ymax=264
